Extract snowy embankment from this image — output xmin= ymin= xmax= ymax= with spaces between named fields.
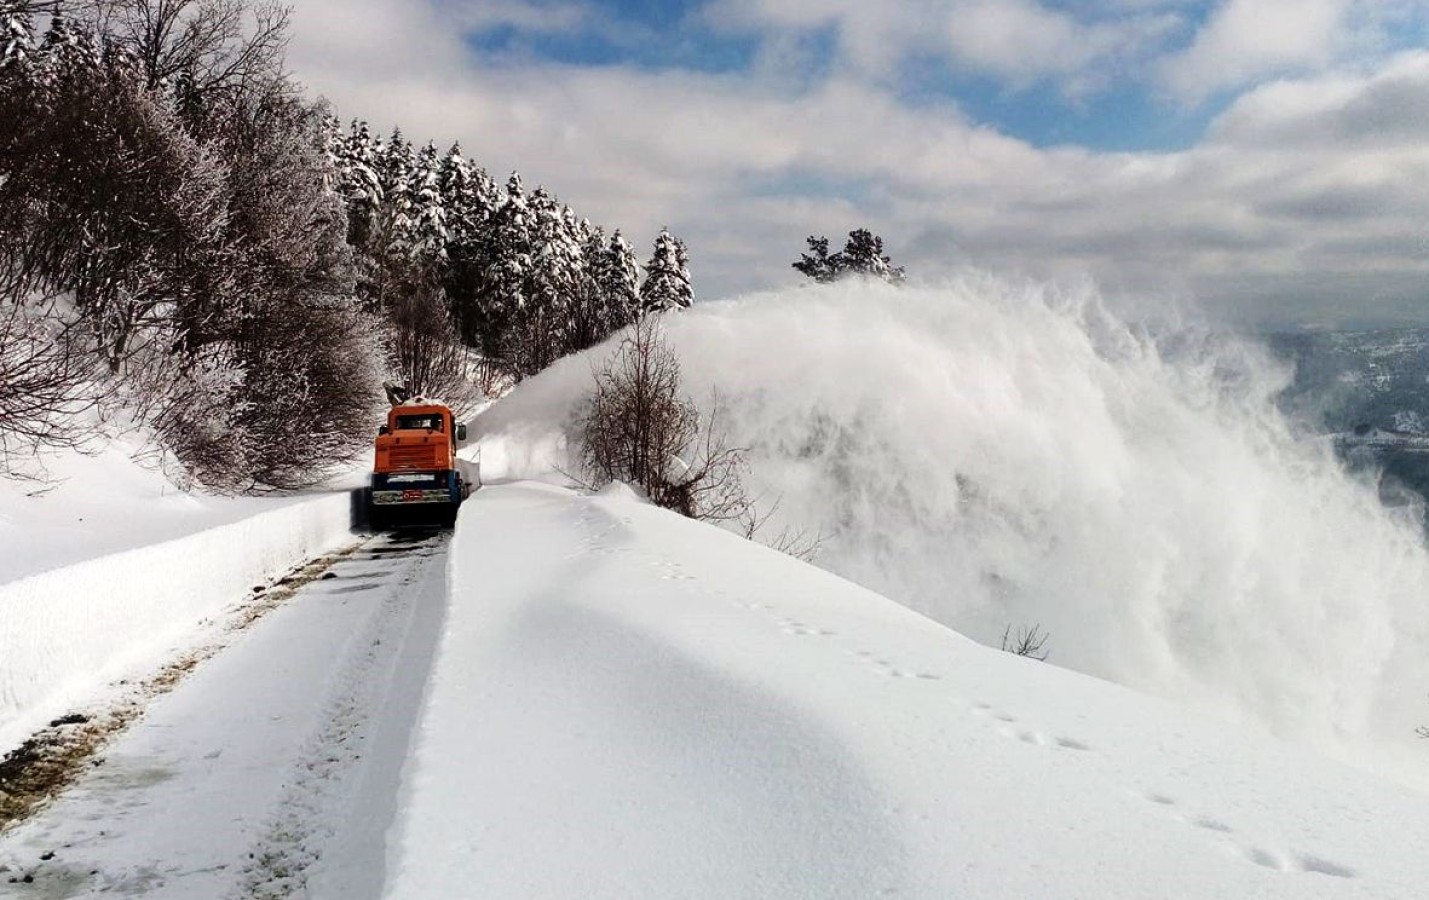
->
xmin=387 ymin=482 xmax=1429 ymax=899
xmin=0 ymin=491 xmax=357 ymax=755
xmin=0 ymin=437 xmax=350 ymax=584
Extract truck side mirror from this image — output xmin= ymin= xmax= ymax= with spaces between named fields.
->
xmin=456 ymin=423 xmax=468 ymax=442
xmin=378 ymin=425 xmax=390 ymax=435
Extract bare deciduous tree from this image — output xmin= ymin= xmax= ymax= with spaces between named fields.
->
xmin=578 ymin=317 xmax=751 ymax=522
xmin=0 ymin=297 xmax=99 ymax=475
xmin=384 ymin=264 xmax=481 ymax=418
xmin=75 ymin=0 xmax=289 ymax=99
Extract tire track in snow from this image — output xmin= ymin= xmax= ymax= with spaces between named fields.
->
xmin=0 ymin=530 xmax=449 ymax=899
xmin=237 ymin=531 xmax=448 ymax=900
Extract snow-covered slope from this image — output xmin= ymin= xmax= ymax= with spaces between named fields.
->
xmin=474 ymin=277 xmax=1429 ymax=773
xmin=387 ymin=482 xmax=1429 ymax=899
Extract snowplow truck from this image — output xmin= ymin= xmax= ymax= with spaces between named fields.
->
xmin=366 ymin=401 xmax=476 ymax=529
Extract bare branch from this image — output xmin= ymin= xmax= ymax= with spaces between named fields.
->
xmin=1001 ymin=624 xmax=1051 ymax=661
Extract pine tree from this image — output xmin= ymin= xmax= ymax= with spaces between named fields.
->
xmin=839 ymin=228 xmax=904 ymax=283
xmin=0 ymin=6 xmax=34 ymax=73
xmin=35 ymin=13 xmax=98 ymax=92
xmin=603 ymin=229 xmax=640 ymax=326
xmin=437 ymin=142 xmax=490 ymax=249
xmin=514 ymin=187 xmax=582 ymax=374
xmin=437 ymin=142 xmax=497 ymax=351
xmin=335 ymin=119 xmax=383 ymax=248
xmin=374 ymin=126 xmax=416 ymax=266
xmin=640 ymin=228 xmax=692 ymax=314
xmin=410 ymin=140 xmax=446 ymax=263
xmin=793 ymin=228 xmax=904 ymax=285
xmin=792 ymin=235 xmax=842 ymax=283
xmin=475 ymin=171 xmax=531 ymax=363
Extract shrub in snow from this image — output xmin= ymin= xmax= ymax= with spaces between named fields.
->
xmin=577 ymin=317 xmax=749 ymax=522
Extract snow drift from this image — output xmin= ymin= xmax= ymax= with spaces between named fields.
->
xmin=388 ymin=481 xmax=1429 ymax=899
xmin=475 ymin=276 xmax=1429 ymax=758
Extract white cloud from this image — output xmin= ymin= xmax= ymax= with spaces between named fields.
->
xmin=286 ymin=0 xmax=1429 ymax=327
xmin=1160 ymin=0 xmax=1351 ymax=101
xmin=943 ymin=0 xmax=1178 ymax=88
xmin=706 ymin=0 xmax=1185 ymax=90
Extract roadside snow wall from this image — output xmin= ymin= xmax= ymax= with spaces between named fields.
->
xmin=0 ymin=493 xmax=356 ymax=754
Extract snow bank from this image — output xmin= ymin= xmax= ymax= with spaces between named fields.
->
xmin=473 ymin=276 xmax=1429 ymax=761
xmin=387 ymin=483 xmax=1429 ymax=899
xmin=0 ymin=492 xmax=357 ymax=754
xmin=0 ymin=437 xmax=344 ymax=584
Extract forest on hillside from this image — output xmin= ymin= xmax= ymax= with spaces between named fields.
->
xmin=0 ymin=0 xmax=694 ymax=491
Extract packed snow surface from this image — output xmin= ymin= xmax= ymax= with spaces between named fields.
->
xmin=0 ymin=530 xmax=447 ymax=898
xmin=386 ymin=482 xmax=1429 ymax=898
xmin=476 ymin=277 xmax=1429 ymax=768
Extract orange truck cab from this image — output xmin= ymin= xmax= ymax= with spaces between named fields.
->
xmin=367 ymin=401 xmax=476 ymax=528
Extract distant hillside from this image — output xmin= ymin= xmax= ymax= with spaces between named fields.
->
xmin=1269 ymin=328 xmax=1429 ymax=509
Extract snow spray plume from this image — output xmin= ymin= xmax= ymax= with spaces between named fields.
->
xmin=477 ymin=275 xmax=1429 ymax=758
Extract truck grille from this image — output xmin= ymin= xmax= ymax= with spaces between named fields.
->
xmin=389 ymin=445 xmax=440 ymax=470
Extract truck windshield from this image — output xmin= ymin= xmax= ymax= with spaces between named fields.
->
xmin=395 ymin=414 xmax=443 ymax=431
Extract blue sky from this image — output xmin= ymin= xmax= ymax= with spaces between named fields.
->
xmin=290 ymin=0 xmax=1429 ymax=326
xmin=457 ymin=0 xmax=1426 ymax=151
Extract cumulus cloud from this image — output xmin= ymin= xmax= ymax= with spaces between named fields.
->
xmin=1159 ymin=0 xmax=1348 ymax=101
xmin=286 ymin=0 xmax=1429 ymax=327
xmin=941 ymin=0 xmax=1180 ymax=91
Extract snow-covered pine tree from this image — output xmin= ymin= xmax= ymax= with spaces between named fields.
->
xmin=639 ymin=227 xmax=692 ymax=314
xmin=374 ymin=126 xmax=416 ymax=266
xmin=512 ymin=187 xmax=582 ymax=374
xmin=839 ymin=228 xmax=904 ymax=284
xmin=410 ymin=140 xmax=447 ymax=264
xmin=475 ymin=171 xmax=532 ymax=364
xmin=603 ymin=229 xmax=641 ymax=327
xmin=0 ymin=5 xmax=34 ymax=73
xmin=792 ymin=235 xmax=842 ymax=283
xmin=35 ymin=13 xmax=98 ymax=90
xmin=437 ymin=142 xmax=488 ymax=249
xmin=569 ymin=224 xmax=608 ymax=351
xmin=673 ymin=234 xmax=691 ymax=299
xmin=436 ymin=142 xmax=496 ymax=350
xmin=336 ymin=119 xmax=383 ymax=248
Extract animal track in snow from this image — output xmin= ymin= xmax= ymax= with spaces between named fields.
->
xmin=1242 ymin=847 xmax=1357 ymax=878
xmin=1297 ymin=855 xmax=1357 ymax=879
xmin=995 ymin=725 xmax=1092 ymax=752
xmin=1140 ymin=793 xmax=1357 ymax=880
xmin=1192 ymin=816 xmax=1232 ymax=833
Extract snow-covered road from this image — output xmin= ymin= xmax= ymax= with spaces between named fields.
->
xmin=0 ymin=530 xmax=448 ymax=898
